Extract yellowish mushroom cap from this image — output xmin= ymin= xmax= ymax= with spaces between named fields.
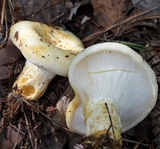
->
xmin=9 ymin=21 xmax=84 ymax=100
xmin=10 ymin=21 xmax=84 ymax=76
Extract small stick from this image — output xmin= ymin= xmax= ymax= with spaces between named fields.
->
xmin=82 ymin=7 xmax=158 ymax=42
xmin=105 ymin=103 xmax=116 ymax=142
xmin=0 ymin=0 xmax=6 ymax=31
xmin=21 ymin=101 xmax=35 ymax=148
xmin=123 ymin=138 xmax=152 ymax=148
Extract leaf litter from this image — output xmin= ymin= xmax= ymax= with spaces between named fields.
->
xmin=0 ymin=0 xmax=160 ymax=148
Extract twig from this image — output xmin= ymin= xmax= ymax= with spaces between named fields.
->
xmin=13 ymin=124 xmax=22 ymax=149
xmin=9 ymin=123 xmax=25 ymax=135
xmin=82 ymin=7 xmax=158 ymax=42
xmin=51 ymin=11 xmax=66 ymax=23
xmin=21 ymin=97 xmax=67 ymax=129
xmin=0 ymin=0 xmax=9 ymax=49
xmin=105 ymin=103 xmax=116 ymax=143
xmin=0 ymin=0 xmax=6 ymax=32
xmin=99 ymin=28 xmax=137 ymax=41
xmin=123 ymin=138 xmax=152 ymax=148
xmin=133 ymin=143 xmax=139 ymax=149
xmin=8 ymin=0 xmax=15 ymax=24
xmin=38 ymin=0 xmax=48 ymax=23
xmin=139 ymin=15 xmax=160 ymax=21
xmin=0 ymin=100 xmax=20 ymax=133
xmin=21 ymin=100 xmax=35 ymax=148
xmin=22 ymin=99 xmax=54 ymax=120
xmin=10 ymin=1 xmax=63 ymax=23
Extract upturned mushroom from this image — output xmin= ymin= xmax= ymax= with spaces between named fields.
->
xmin=9 ymin=21 xmax=84 ymax=100
xmin=66 ymin=42 xmax=158 ymax=147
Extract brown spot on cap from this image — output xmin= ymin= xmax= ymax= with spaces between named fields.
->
xmin=65 ymin=55 xmax=69 ymax=58
xmin=14 ymin=31 xmax=19 ymax=41
xmin=42 ymin=56 xmax=45 ymax=58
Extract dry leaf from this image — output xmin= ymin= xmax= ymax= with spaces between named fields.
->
xmin=81 ymin=16 xmax=90 ymax=24
xmin=131 ymin=0 xmax=160 ymax=16
xmin=0 ymin=126 xmax=24 ymax=149
xmin=90 ymin=0 xmax=127 ymax=28
xmin=0 ymin=66 xmax=11 ymax=80
xmin=0 ymin=40 xmax=21 ymax=66
xmin=67 ymin=3 xmax=81 ymax=21
xmin=11 ymin=0 xmax=66 ymax=25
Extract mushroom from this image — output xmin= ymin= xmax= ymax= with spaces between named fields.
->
xmin=9 ymin=21 xmax=84 ymax=100
xmin=66 ymin=42 xmax=158 ymax=147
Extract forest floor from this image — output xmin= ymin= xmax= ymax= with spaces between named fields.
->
xmin=0 ymin=0 xmax=160 ymax=149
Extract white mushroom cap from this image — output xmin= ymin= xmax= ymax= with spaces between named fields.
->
xmin=66 ymin=42 xmax=158 ymax=134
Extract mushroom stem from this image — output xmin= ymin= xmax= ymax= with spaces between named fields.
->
xmin=84 ymin=98 xmax=122 ymax=146
xmin=12 ymin=61 xmax=55 ymax=100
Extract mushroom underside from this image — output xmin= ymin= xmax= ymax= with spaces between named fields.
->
xmin=66 ymin=43 xmax=158 ymax=135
